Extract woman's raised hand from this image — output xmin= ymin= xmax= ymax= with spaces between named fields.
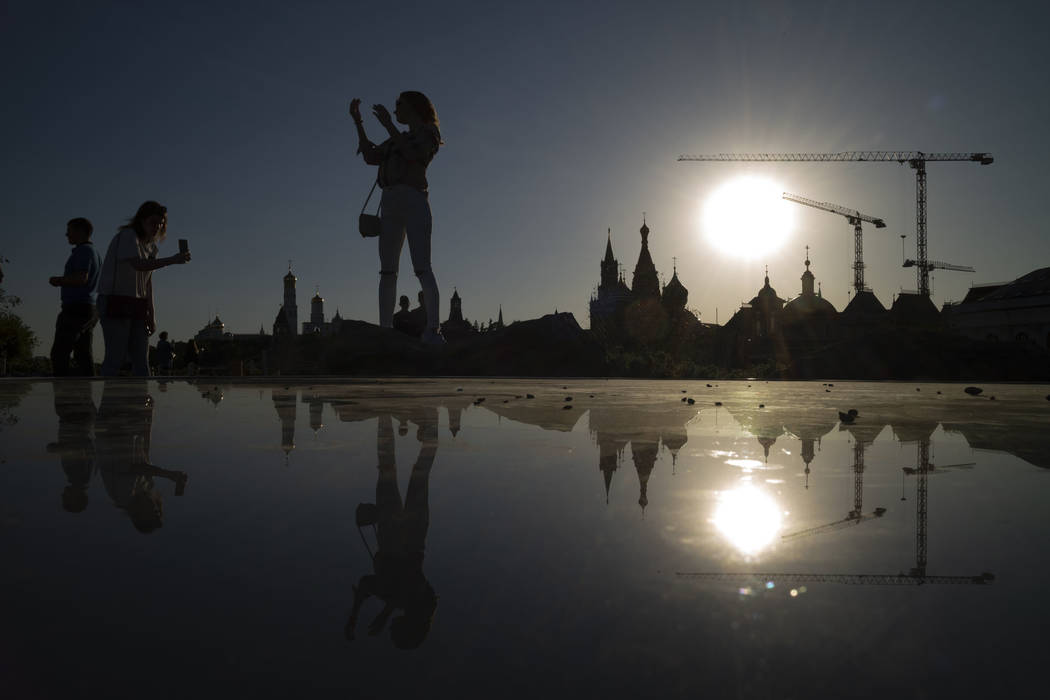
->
xmin=349 ymin=98 xmax=363 ymax=122
xmin=372 ymin=103 xmax=394 ymax=129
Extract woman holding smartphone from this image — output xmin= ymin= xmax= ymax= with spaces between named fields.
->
xmin=97 ymin=201 xmax=191 ymax=376
xmin=350 ymin=91 xmax=445 ymax=344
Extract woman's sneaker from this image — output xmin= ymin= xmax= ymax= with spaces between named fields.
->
xmin=421 ymin=328 xmax=446 ymax=345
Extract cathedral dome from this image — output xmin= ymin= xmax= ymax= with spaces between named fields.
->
xmin=284 ymin=270 xmax=296 ymax=282
xmin=662 ymin=269 xmax=688 ymax=309
xmin=312 ymin=292 xmax=323 ymax=303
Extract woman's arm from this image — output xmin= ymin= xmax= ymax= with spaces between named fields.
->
xmin=127 ymin=253 xmax=189 ymax=272
xmin=350 ymin=98 xmax=383 ymax=164
xmin=373 ymin=105 xmax=438 ymax=162
xmin=145 ymin=276 xmax=156 ymax=336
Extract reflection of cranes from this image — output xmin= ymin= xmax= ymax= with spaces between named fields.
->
xmin=781 ymin=441 xmax=885 ymax=541
xmin=901 ymin=437 xmax=974 ymax=577
xmin=782 ymin=192 xmax=886 ymax=293
xmin=680 ymin=434 xmax=993 ymax=586
xmin=677 ymin=571 xmax=993 ymax=586
xmin=679 ymin=151 xmax=993 ymax=296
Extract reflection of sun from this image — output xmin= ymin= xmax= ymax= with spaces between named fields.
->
xmin=702 ymin=176 xmax=795 ymax=258
xmin=712 ymin=486 xmax=782 ymax=555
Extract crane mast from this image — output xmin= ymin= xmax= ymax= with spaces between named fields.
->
xmin=782 ymin=192 xmax=885 ymax=293
xmin=679 ymin=151 xmax=992 ymax=296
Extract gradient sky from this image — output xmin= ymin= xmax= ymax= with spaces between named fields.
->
xmin=3 ymin=0 xmax=1048 ymax=351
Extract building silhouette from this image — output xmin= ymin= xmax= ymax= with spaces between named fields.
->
xmin=589 ymin=217 xmax=697 ymax=344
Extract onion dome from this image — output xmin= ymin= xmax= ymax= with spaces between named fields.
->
xmin=662 ymin=265 xmax=688 ymax=309
xmin=312 ymin=292 xmax=323 ymax=303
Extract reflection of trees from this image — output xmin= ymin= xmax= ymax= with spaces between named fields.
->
xmin=0 ymin=381 xmax=32 ymax=434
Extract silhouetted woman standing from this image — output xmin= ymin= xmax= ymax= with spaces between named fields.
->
xmin=97 ymin=201 xmax=190 ymax=376
xmin=350 ymin=92 xmax=445 ymax=344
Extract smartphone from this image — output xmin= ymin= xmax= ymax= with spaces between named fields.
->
xmin=178 ymin=239 xmax=189 ymax=255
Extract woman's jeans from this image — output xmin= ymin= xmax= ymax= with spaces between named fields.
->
xmin=379 ymin=185 xmax=439 ymax=330
xmin=99 ymin=299 xmax=149 ymax=377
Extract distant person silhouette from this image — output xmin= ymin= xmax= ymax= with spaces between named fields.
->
xmin=46 ymin=381 xmax=97 ymax=513
xmin=408 ymin=290 xmax=427 ymax=338
xmin=349 ymin=92 xmax=445 ymax=344
xmin=184 ymin=339 xmax=200 ymax=376
xmin=155 ymin=331 xmax=174 ymax=375
xmin=48 ymin=217 xmax=101 ymax=376
xmin=392 ymin=294 xmax=415 ymax=336
xmin=96 ymin=381 xmax=187 ymax=533
xmin=347 ymin=407 xmax=438 ymax=649
xmin=97 ymin=201 xmax=191 ymax=376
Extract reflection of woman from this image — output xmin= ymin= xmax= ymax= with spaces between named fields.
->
xmin=350 ymin=92 xmax=445 ymax=344
xmin=97 ymin=201 xmax=191 ymax=376
xmin=347 ymin=407 xmax=438 ymax=649
xmin=96 ymin=382 xmax=187 ymax=533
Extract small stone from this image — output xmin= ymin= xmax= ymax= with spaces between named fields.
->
xmin=457 ymin=387 xmax=463 ymax=392
xmin=706 ymin=384 xmax=713 ymax=388
xmin=989 ymin=396 xmax=996 ymax=401
xmin=562 ymin=404 xmax=573 ymax=410
xmin=714 ymin=401 xmax=722 ymax=406
xmin=687 ymin=398 xmax=695 ymax=405
xmin=565 ymin=396 xmax=573 ymax=402
xmin=681 ymin=397 xmax=688 ymax=402
xmin=526 ymin=394 xmax=535 ymax=399
xmin=964 ymin=386 xmax=983 ymax=396
xmin=759 ymin=404 xmax=765 ymax=408
xmin=476 ymin=397 xmax=486 ymax=403
xmin=916 ymin=388 xmax=921 ymax=392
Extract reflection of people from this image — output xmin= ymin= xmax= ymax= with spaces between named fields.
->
xmin=96 ymin=382 xmax=187 ymax=532
xmin=49 ymin=217 xmax=101 ymax=376
xmin=46 ymin=381 xmax=97 ymax=513
xmin=347 ymin=406 xmax=438 ymax=649
xmin=97 ymin=201 xmax=191 ymax=376
xmin=349 ymin=92 xmax=445 ymax=344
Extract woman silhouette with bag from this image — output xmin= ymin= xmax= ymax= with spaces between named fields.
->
xmin=350 ymin=92 xmax=445 ymax=344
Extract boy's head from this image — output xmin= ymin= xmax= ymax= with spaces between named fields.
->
xmin=66 ymin=217 xmax=93 ymax=245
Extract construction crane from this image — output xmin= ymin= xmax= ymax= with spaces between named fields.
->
xmin=902 ymin=259 xmax=975 ymax=273
xmin=679 ymin=151 xmax=993 ymax=296
xmin=782 ymin=192 xmax=885 ymax=292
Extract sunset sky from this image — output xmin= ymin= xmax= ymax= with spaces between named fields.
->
xmin=3 ymin=0 xmax=1047 ymax=349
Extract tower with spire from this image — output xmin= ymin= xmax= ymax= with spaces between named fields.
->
xmin=631 ymin=216 xmax=660 ymax=299
xmin=283 ymin=263 xmax=298 ymax=336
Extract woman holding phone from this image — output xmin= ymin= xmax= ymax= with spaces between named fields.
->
xmin=97 ymin=201 xmax=191 ymax=376
xmin=350 ymin=91 xmax=445 ymax=344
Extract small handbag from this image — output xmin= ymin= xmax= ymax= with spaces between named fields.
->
xmin=359 ymin=180 xmax=382 ymax=238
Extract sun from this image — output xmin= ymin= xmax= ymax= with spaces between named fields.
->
xmin=701 ymin=176 xmax=795 ymax=259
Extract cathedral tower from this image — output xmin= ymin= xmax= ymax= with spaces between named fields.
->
xmin=311 ymin=290 xmax=324 ymax=326
xmin=283 ymin=264 xmax=298 ymax=336
xmin=631 ymin=217 xmax=660 ymax=299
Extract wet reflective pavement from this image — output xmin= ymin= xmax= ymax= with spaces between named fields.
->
xmin=2 ymin=378 xmax=1049 ymax=698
